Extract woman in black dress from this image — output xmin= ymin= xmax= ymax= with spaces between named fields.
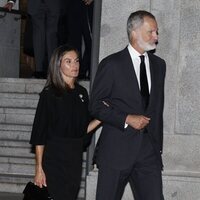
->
xmin=30 ymin=44 xmax=100 ymax=200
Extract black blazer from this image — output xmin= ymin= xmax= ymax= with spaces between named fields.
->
xmin=90 ymin=47 xmax=166 ymax=170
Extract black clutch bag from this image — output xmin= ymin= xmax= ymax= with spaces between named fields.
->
xmin=23 ymin=182 xmax=53 ymax=200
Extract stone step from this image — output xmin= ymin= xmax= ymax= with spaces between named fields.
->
xmin=0 ymin=108 xmax=35 ymax=115
xmin=0 ymin=124 xmax=32 ymax=132
xmin=0 ymin=144 xmax=87 ymax=160
xmin=0 ymin=172 xmax=86 ymax=198
xmin=0 ymin=78 xmax=89 ymax=94
xmin=0 ymin=162 xmax=34 ymax=175
xmin=0 ymin=130 xmax=31 ymax=141
xmin=0 ymin=156 xmax=34 ymax=175
xmin=0 ymin=112 xmax=34 ymax=125
xmin=0 ymin=108 xmax=35 ymax=125
xmin=0 ymin=93 xmax=38 ymax=108
xmin=0 ymin=156 xmax=86 ymax=168
xmin=0 ymin=157 xmax=86 ymax=175
xmin=0 ymin=140 xmax=31 ymax=148
xmin=0 ymin=156 xmax=86 ymax=181
xmin=0 ymin=93 xmax=38 ymax=100
xmin=0 ymin=78 xmax=45 ymax=94
xmin=0 ymin=146 xmax=34 ymax=158
xmin=0 ymin=173 xmax=34 ymax=193
xmin=0 ymin=156 xmax=34 ymax=165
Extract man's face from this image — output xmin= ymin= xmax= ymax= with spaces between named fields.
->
xmin=133 ymin=17 xmax=158 ymax=53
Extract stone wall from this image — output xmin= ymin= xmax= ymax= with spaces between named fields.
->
xmin=86 ymin=0 xmax=200 ymax=199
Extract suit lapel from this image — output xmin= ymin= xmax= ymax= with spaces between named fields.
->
xmin=121 ymin=48 xmax=158 ymax=112
xmin=146 ymin=52 xmax=156 ymax=112
xmin=122 ymin=48 xmax=142 ymax=99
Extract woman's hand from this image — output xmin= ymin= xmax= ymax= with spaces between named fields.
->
xmin=87 ymin=119 xmax=101 ymax=133
xmin=34 ymin=145 xmax=46 ymax=188
xmin=34 ymin=165 xmax=47 ymax=188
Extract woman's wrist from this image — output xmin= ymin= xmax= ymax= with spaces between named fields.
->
xmin=36 ymin=164 xmax=43 ymax=171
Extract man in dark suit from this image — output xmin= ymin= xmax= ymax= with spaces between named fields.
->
xmin=90 ymin=10 xmax=166 ymax=200
xmin=5 ymin=0 xmax=62 ymax=78
xmin=58 ymin=0 xmax=94 ymax=80
xmin=78 ymin=0 xmax=94 ymax=80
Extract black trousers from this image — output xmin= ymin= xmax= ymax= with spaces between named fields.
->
xmin=31 ymin=2 xmax=60 ymax=73
xmin=79 ymin=1 xmax=93 ymax=77
xmin=96 ymin=134 xmax=164 ymax=200
xmin=58 ymin=0 xmax=82 ymax=53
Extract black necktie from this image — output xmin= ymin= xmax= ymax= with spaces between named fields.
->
xmin=140 ymin=55 xmax=149 ymax=109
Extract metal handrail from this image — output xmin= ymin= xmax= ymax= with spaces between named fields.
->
xmin=0 ymin=7 xmax=27 ymax=19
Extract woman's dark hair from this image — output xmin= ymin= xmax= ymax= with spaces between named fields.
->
xmin=45 ymin=44 xmax=79 ymax=91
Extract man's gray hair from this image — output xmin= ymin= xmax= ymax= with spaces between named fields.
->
xmin=127 ymin=10 xmax=156 ymax=41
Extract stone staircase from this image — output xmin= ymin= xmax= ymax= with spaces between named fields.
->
xmin=0 ymin=78 xmax=89 ymax=199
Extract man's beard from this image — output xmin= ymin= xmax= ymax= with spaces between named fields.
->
xmin=137 ymin=35 xmax=157 ymax=52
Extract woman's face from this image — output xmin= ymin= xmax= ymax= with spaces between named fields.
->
xmin=60 ymin=50 xmax=79 ymax=79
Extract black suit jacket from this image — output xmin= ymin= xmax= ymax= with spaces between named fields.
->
xmin=90 ymin=47 xmax=166 ymax=170
xmin=11 ymin=0 xmax=62 ymax=14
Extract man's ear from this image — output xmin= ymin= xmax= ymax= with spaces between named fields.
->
xmin=130 ymin=31 xmax=137 ymax=43
xmin=132 ymin=30 xmax=138 ymax=39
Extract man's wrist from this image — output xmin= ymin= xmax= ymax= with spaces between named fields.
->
xmin=125 ymin=114 xmax=130 ymax=125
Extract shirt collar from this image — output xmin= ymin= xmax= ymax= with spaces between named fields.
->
xmin=127 ymin=43 xmax=147 ymax=59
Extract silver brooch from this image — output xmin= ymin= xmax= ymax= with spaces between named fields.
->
xmin=79 ymin=94 xmax=84 ymax=102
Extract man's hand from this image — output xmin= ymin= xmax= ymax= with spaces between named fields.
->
xmin=83 ymin=0 xmax=93 ymax=5
xmin=125 ymin=114 xmax=150 ymax=130
xmin=4 ymin=2 xmax=14 ymax=11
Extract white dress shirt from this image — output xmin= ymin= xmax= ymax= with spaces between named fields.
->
xmin=127 ymin=44 xmax=151 ymax=92
xmin=124 ymin=44 xmax=152 ymax=128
